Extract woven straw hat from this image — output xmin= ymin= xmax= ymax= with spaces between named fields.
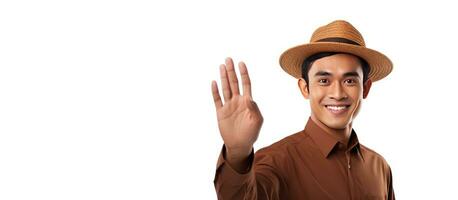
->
xmin=279 ymin=20 xmax=393 ymax=82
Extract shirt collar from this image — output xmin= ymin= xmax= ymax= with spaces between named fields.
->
xmin=303 ymin=117 xmax=363 ymax=160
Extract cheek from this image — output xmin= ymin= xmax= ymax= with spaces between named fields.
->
xmin=346 ymin=86 xmax=363 ymax=99
xmin=353 ymin=101 xmax=362 ymax=115
xmin=347 ymin=89 xmax=363 ymax=115
xmin=308 ymin=90 xmax=326 ymax=109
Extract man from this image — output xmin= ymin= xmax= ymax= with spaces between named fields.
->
xmin=211 ymin=20 xmax=395 ymax=200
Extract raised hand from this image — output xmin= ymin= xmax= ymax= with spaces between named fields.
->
xmin=211 ymin=57 xmax=263 ymax=166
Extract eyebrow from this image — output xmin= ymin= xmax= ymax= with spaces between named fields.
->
xmin=314 ymin=71 xmax=332 ymax=77
xmin=343 ymin=71 xmax=360 ymax=78
xmin=313 ymin=70 xmax=361 ymax=78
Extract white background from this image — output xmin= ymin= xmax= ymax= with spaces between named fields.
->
xmin=1 ymin=0 xmax=457 ymax=199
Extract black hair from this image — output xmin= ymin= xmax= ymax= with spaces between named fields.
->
xmin=301 ymin=52 xmax=371 ymax=88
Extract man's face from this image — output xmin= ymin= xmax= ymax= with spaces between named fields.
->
xmin=299 ymin=53 xmax=372 ymax=129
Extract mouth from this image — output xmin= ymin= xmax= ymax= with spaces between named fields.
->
xmin=325 ymin=104 xmax=351 ymax=115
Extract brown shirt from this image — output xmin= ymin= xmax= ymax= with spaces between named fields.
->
xmin=213 ymin=117 xmax=395 ymax=200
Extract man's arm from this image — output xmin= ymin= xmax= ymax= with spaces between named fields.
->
xmin=213 ymin=145 xmax=287 ymax=200
xmin=212 ymin=57 xmax=285 ymax=199
xmin=211 ymin=57 xmax=263 ymax=172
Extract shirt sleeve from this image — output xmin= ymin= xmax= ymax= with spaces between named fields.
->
xmin=213 ymin=144 xmax=288 ymax=200
xmin=387 ymin=166 xmax=395 ymax=200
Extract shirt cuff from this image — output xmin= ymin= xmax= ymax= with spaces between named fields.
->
xmin=214 ymin=144 xmax=255 ymax=184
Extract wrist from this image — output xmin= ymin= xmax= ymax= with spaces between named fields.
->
xmin=224 ymin=145 xmax=253 ymax=173
xmin=225 ymin=145 xmax=252 ymax=163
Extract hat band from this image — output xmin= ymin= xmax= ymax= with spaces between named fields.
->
xmin=316 ymin=37 xmax=361 ymax=46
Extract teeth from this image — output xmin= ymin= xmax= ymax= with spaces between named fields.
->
xmin=326 ymin=105 xmax=348 ymax=111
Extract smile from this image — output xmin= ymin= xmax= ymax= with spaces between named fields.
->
xmin=325 ymin=105 xmax=350 ymax=115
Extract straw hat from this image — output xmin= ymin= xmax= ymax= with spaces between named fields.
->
xmin=279 ymin=20 xmax=393 ymax=82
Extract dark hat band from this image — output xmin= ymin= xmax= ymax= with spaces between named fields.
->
xmin=316 ymin=37 xmax=361 ymax=46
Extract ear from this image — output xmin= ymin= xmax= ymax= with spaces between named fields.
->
xmin=298 ymin=78 xmax=310 ymax=99
xmin=363 ymin=79 xmax=372 ymax=99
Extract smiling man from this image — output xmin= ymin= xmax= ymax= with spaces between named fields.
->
xmin=211 ymin=20 xmax=395 ymax=200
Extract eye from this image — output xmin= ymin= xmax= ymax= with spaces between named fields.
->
xmin=318 ymin=79 xmax=329 ymax=84
xmin=344 ymin=79 xmax=357 ymax=85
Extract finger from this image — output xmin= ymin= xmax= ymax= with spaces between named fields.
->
xmin=220 ymin=64 xmax=232 ymax=102
xmin=251 ymin=101 xmax=259 ymax=112
xmin=225 ymin=57 xmax=240 ymax=96
xmin=238 ymin=61 xmax=252 ymax=98
xmin=245 ymin=97 xmax=260 ymax=114
xmin=211 ymin=80 xmax=223 ymax=109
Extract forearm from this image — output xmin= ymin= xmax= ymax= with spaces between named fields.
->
xmin=225 ymin=145 xmax=253 ymax=173
xmin=214 ymin=145 xmax=285 ymax=200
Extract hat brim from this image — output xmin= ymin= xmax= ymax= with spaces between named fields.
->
xmin=279 ymin=42 xmax=393 ymax=82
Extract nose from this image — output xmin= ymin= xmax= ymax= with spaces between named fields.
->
xmin=329 ymin=82 xmax=348 ymax=100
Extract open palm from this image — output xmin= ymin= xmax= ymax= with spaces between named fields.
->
xmin=211 ymin=58 xmax=263 ymax=153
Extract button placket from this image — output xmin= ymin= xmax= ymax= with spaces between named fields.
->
xmin=346 ymin=150 xmax=355 ymax=199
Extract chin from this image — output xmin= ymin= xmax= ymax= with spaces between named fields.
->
xmin=319 ymin=115 xmax=351 ymax=129
xmin=323 ymin=120 xmax=349 ymax=129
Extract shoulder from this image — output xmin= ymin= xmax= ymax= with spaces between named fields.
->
xmin=253 ymin=130 xmax=308 ymax=164
xmin=359 ymin=144 xmax=392 ymax=171
xmin=258 ymin=130 xmax=306 ymax=153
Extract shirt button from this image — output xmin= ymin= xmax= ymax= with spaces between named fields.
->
xmin=338 ymin=143 xmax=344 ymax=149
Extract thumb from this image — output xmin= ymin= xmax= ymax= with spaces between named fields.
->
xmin=246 ymin=98 xmax=259 ymax=111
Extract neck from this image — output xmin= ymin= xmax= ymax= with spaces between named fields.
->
xmin=310 ymin=115 xmax=352 ymax=146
